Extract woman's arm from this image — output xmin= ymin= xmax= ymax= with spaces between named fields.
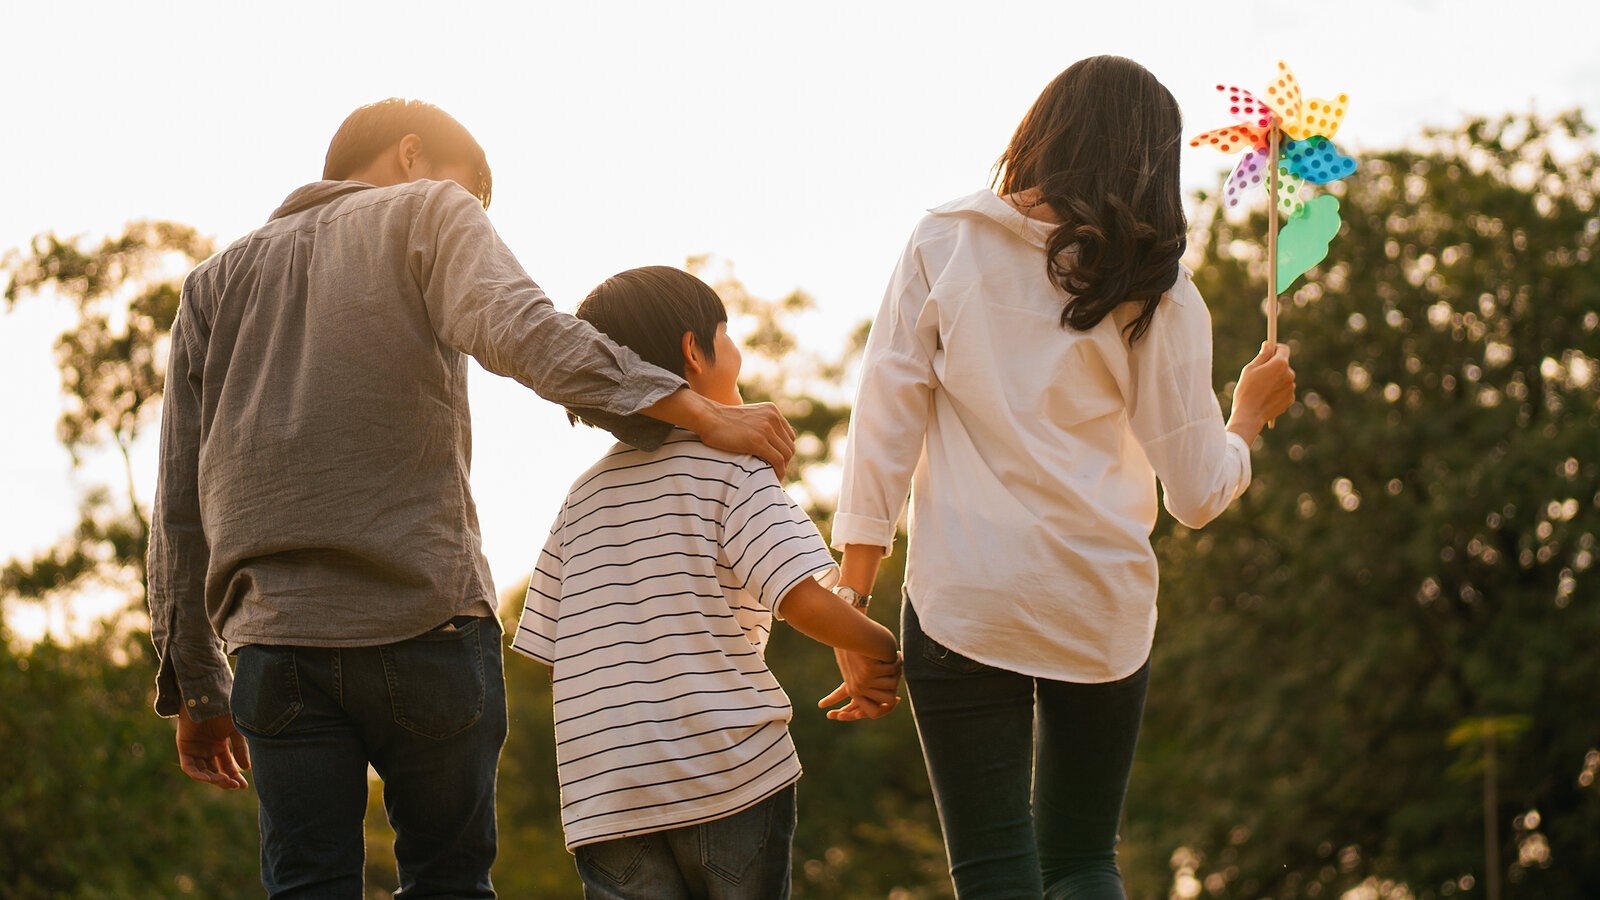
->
xmin=1126 ymin=275 xmax=1294 ymax=528
xmin=831 ymin=235 xmax=938 ymax=555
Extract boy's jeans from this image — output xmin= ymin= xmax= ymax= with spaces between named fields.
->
xmin=230 ymin=616 xmax=507 ymax=899
xmin=902 ymin=599 xmax=1149 ymax=900
xmin=573 ymin=783 xmax=797 ymax=900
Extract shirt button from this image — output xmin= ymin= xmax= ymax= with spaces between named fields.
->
xmin=200 ymin=696 xmax=210 ymax=704
xmin=186 ymin=699 xmax=196 ymax=707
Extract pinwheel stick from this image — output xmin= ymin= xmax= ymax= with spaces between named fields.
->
xmin=1266 ymin=125 xmax=1280 ymax=345
xmin=1266 ymin=126 xmax=1281 ymax=428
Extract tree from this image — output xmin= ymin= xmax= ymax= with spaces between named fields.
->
xmin=2 ymin=223 xmax=261 ymax=899
xmin=2 ymin=221 xmax=212 ymax=625
xmin=1126 ymin=112 xmax=1600 ymax=899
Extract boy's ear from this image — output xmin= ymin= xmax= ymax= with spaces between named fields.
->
xmin=681 ymin=331 xmax=705 ymax=375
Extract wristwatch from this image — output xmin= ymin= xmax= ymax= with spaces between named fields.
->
xmin=834 ymin=586 xmax=872 ymax=612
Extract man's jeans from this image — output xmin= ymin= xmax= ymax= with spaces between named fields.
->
xmin=902 ymin=600 xmax=1149 ymax=900
xmin=572 ymin=783 xmax=797 ymax=899
xmin=230 ymin=616 xmax=507 ymax=899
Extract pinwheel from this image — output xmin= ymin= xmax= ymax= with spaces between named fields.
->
xmin=1190 ymin=60 xmax=1357 ymax=343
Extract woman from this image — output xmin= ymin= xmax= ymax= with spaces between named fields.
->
xmin=825 ymin=56 xmax=1298 ymax=897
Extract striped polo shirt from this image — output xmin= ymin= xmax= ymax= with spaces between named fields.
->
xmin=512 ymin=430 xmax=838 ymax=850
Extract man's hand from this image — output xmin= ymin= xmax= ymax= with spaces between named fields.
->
xmin=697 ymin=401 xmax=797 ymax=479
xmin=176 ymin=711 xmax=251 ymax=790
xmin=643 ymin=389 xmax=796 ymax=478
xmin=819 ymin=649 xmax=903 ymax=722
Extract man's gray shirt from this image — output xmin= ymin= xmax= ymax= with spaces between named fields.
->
xmin=147 ymin=179 xmax=685 ymax=720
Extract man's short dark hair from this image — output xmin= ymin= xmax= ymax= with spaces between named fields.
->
xmin=323 ymin=98 xmax=493 ymax=208
xmin=576 ymin=266 xmax=727 ymax=378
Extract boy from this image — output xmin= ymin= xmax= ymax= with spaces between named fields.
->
xmin=512 ymin=266 xmax=901 ymax=899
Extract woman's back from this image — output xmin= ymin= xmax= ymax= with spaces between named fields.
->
xmin=834 ymin=188 xmax=1252 ymax=682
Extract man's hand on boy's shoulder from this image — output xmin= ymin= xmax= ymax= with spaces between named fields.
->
xmin=700 ymin=401 xmax=796 ymax=477
xmin=647 ymin=389 xmax=797 ymax=478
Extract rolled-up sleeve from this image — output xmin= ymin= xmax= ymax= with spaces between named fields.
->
xmin=832 ymin=235 xmax=938 ymax=553
xmin=1125 ymin=274 xmax=1251 ymax=529
xmin=147 ymin=291 xmax=233 ymax=720
xmin=411 ymin=182 xmax=685 ymax=450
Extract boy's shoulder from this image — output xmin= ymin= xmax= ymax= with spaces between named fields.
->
xmin=567 ymin=429 xmax=771 ymax=498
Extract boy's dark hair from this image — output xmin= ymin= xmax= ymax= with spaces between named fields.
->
xmin=323 ymin=98 xmax=493 ymax=208
xmin=569 ymin=266 xmax=727 ymax=427
xmin=992 ymin=55 xmax=1186 ymax=344
xmin=578 ymin=266 xmax=726 ymax=374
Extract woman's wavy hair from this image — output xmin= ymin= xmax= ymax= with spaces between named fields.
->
xmin=992 ymin=56 xmax=1186 ymax=344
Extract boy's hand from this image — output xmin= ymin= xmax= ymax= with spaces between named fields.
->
xmin=819 ymin=649 xmax=902 ymax=722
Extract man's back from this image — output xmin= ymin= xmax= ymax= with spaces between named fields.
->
xmin=167 ymin=179 xmax=497 ymax=649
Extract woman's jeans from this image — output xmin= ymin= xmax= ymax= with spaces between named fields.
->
xmin=572 ymin=783 xmax=796 ymax=900
xmin=902 ymin=601 xmax=1149 ymax=900
xmin=230 ymin=616 xmax=508 ymax=899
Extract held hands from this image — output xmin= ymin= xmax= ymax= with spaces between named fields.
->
xmin=819 ymin=649 xmax=904 ymax=722
xmin=1227 ymin=341 xmax=1297 ymax=442
xmin=176 ymin=710 xmax=251 ymax=790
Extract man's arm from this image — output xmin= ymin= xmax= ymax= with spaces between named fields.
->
xmin=148 ymin=291 xmax=251 ymax=789
xmin=411 ymin=183 xmax=794 ymax=473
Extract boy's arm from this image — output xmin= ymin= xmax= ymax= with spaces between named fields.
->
xmin=778 ymin=578 xmax=897 ymax=661
xmin=720 ymin=468 xmax=902 ymax=715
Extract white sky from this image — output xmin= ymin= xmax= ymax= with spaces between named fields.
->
xmin=3 ymin=0 xmax=1597 ymax=634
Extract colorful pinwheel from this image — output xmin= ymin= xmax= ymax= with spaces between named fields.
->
xmin=1190 ymin=60 xmax=1357 ymax=341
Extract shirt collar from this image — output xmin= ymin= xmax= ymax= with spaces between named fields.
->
xmin=269 ymin=180 xmax=380 ymax=221
xmin=927 ymin=189 xmax=1054 ymax=249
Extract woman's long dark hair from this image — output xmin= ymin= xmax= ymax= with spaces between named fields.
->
xmin=993 ymin=56 xmax=1187 ymax=343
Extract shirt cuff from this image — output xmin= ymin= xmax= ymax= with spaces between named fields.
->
xmin=1224 ymin=430 xmax=1254 ymax=500
xmin=770 ymin=563 xmax=840 ymax=622
xmin=829 ymin=512 xmax=898 ymax=554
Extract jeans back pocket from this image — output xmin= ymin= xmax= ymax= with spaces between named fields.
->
xmin=231 ymin=646 xmax=304 ymax=736
xmin=380 ymin=618 xmax=487 ymax=740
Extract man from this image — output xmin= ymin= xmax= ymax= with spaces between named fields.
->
xmin=147 ymin=98 xmax=795 ymax=898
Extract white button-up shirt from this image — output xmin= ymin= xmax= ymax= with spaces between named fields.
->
xmin=832 ymin=189 xmax=1252 ymax=682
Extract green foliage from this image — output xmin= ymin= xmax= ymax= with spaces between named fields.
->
xmin=0 ymin=223 xmax=254 ymax=898
xmin=0 ymin=632 xmax=259 ymax=899
xmin=1129 ymin=112 xmax=1600 ymax=899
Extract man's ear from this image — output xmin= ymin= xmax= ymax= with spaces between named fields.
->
xmin=396 ymin=133 xmax=424 ymax=178
xmin=681 ymin=331 xmax=705 ymax=375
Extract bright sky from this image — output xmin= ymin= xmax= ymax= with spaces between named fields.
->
xmin=3 ymin=0 xmax=1596 ymax=637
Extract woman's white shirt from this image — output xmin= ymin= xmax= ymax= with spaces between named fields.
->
xmin=832 ymin=189 xmax=1252 ymax=683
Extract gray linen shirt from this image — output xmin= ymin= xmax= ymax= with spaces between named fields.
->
xmin=147 ymin=179 xmax=685 ymax=720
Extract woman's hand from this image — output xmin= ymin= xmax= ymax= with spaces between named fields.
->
xmin=1227 ymin=342 xmax=1297 ymax=442
xmin=819 ymin=649 xmax=903 ymax=722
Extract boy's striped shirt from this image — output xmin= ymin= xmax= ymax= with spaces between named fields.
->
xmin=512 ymin=431 xmax=837 ymax=849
